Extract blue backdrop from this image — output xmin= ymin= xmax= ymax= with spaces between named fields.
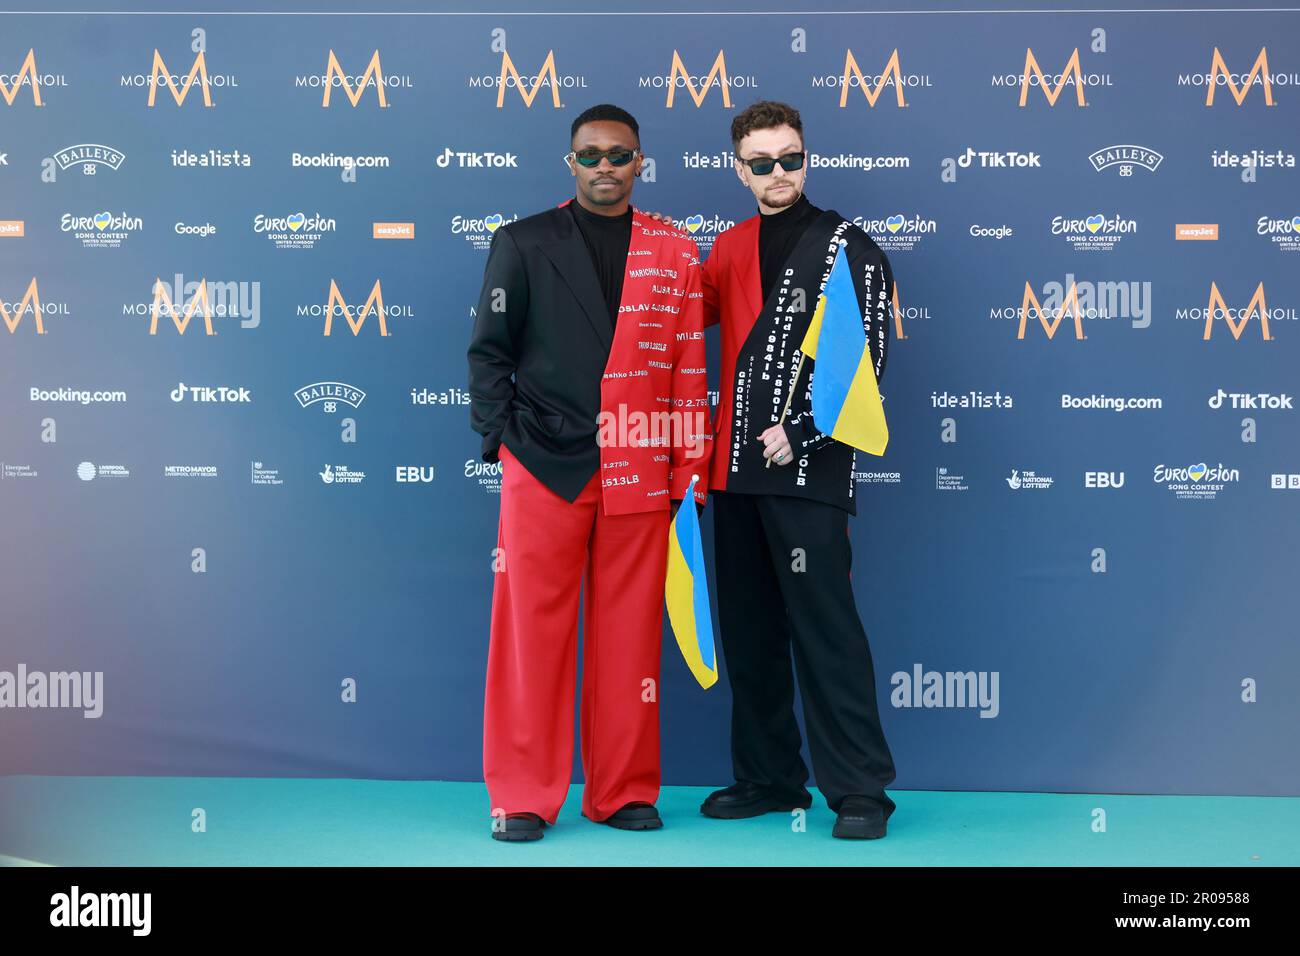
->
xmin=1 ymin=0 xmax=1297 ymax=798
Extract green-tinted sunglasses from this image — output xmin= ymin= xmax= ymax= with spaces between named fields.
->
xmin=739 ymin=151 xmax=806 ymax=176
xmin=568 ymin=147 xmax=640 ymax=168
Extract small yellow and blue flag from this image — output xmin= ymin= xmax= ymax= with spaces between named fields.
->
xmin=799 ymin=242 xmax=889 ymax=456
xmin=665 ymin=475 xmax=717 ymax=689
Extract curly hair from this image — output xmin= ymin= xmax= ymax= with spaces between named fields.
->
xmin=730 ymin=100 xmax=803 ymax=150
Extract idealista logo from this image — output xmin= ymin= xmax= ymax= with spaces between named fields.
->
xmin=474 ymin=34 xmax=586 ymax=107
xmin=1051 ymin=213 xmax=1136 ymax=252
xmin=253 ymin=211 xmax=337 ymax=250
xmin=994 ymin=47 xmax=1109 ymax=106
xmin=642 ymin=50 xmax=756 ymax=108
xmin=411 ymin=386 xmax=469 ymax=406
xmin=856 ymin=213 xmax=936 ymax=253
xmin=1087 ymin=145 xmax=1163 ymax=176
xmin=1006 ymin=467 xmax=1054 ymax=491
xmin=1176 ymin=281 xmax=1293 ymax=341
xmin=296 ymin=50 xmax=410 ymax=107
xmin=453 ymin=212 xmax=519 ymax=251
xmin=1153 ymin=461 xmax=1239 ymax=500
xmin=52 ymin=144 xmax=125 ymax=176
xmin=3 ymin=278 xmax=69 ymax=334
xmin=814 ymin=48 xmax=927 ymax=108
xmin=295 ymin=382 xmax=365 ymax=413
xmin=302 ymin=280 xmax=413 ymax=336
xmin=171 ymin=147 xmax=251 ymax=168
xmin=320 ymin=463 xmax=365 ymax=485
xmin=1257 ymin=214 xmax=1300 ymax=253
xmin=61 ymin=210 xmax=143 ymax=249
xmin=1 ymin=49 xmax=66 ymax=106
xmin=1179 ymin=47 xmax=1294 ymax=106
xmin=125 ymin=32 xmax=237 ymax=107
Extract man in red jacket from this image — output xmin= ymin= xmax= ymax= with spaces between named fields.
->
xmin=467 ymin=104 xmax=711 ymax=842
xmin=695 ymin=100 xmax=898 ymax=839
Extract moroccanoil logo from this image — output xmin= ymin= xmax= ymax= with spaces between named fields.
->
xmin=144 ymin=49 xmax=214 ymax=107
xmin=295 ymin=50 xmax=411 ymax=107
xmin=150 ymin=278 xmax=214 ymax=335
xmin=496 ymin=49 xmax=562 ymax=109
xmin=320 ymin=280 xmax=389 ymax=337
xmin=834 ymin=49 xmax=911 ymax=108
xmin=1016 ymin=281 xmax=1086 ymax=340
xmin=649 ymin=50 xmax=756 ymax=108
xmin=1201 ymin=282 xmax=1274 ymax=341
xmin=1202 ymin=47 xmax=1277 ymax=106
xmin=1 ymin=49 xmax=59 ymax=106
xmin=2 ymin=278 xmax=46 ymax=334
xmin=993 ymin=48 xmax=1103 ymax=107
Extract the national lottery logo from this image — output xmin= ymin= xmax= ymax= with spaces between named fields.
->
xmin=60 ymin=210 xmax=143 ymax=249
xmin=294 ymin=381 xmax=365 ymax=413
xmin=856 ymin=213 xmax=936 ymax=252
xmin=1087 ymin=145 xmax=1163 ymax=176
xmin=1051 ymin=213 xmax=1137 ymax=252
xmin=465 ymin=457 xmax=503 ymax=494
xmin=320 ymin=463 xmax=365 ymax=485
xmin=1257 ymin=214 xmax=1300 ymax=253
xmin=452 ymin=213 xmax=519 ymax=251
xmin=1153 ymin=461 xmax=1240 ymax=500
xmin=1005 ymin=468 xmax=1054 ymax=491
xmin=51 ymin=143 xmax=125 ymax=176
xmin=253 ymin=212 xmax=337 ymax=250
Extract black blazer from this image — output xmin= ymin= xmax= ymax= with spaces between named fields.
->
xmin=467 ymin=204 xmax=621 ymax=503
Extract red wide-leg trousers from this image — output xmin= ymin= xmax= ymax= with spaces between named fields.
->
xmin=483 ymin=442 xmax=669 ymax=824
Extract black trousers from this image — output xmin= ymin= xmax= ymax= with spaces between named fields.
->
xmin=712 ymin=490 xmax=897 ymax=818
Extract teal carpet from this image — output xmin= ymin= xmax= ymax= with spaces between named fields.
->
xmin=1 ymin=777 xmax=1295 ymax=866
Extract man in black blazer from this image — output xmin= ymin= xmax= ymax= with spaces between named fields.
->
xmin=467 ymin=104 xmax=710 ymax=842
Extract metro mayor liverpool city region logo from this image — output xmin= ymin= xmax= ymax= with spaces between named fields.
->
xmin=1153 ymin=462 xmax=1239 ymax=501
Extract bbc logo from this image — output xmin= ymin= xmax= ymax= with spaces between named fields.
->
xmin=1269 ymin=474 xmax=1300 ymax=489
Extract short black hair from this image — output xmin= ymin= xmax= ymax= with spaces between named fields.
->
xmin=570 ymin=103 xmax=640 ymax=146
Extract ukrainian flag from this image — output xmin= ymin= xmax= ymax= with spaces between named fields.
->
xmin=665 ymin=475 xmax=717 ymax=689
xmin=800 ymin=242 xmax=889 ymax=456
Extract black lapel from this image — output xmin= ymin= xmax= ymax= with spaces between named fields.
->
xmin=537 ymin=203 xmax=614 ymax=353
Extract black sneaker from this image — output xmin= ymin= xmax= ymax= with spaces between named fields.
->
xmin=492 ymin=811 xmax=546 ymax=842
xmin=832 ymin=796 xmax=888 ymax=840
xmin=700 ymin=781 xmax=813 ymax=819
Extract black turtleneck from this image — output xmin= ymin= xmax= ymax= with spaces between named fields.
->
xmin=568 ymin=199 xmax=633 ymax=329
xmin=758 ymin=192 xmax=821 ymax=303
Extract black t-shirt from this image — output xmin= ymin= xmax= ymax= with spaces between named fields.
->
xmin=758 ymin=192 xmax=821 ymax=304
xmin=568 ymin=199 xmax=632 ymax=329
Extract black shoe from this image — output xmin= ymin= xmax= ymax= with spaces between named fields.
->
xmin=492 ymin=811 xmax=546 ymax=842
xmin=832 ymin=796 xmax=888 ymax=840
xmin=599 ymin=802 xmax=663 ymax=830
xmin=700 ymin=781 xmax=813 ymax=819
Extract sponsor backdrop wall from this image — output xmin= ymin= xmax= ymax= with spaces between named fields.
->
xmin=2 ymin=0 xmax=1297 ymax=799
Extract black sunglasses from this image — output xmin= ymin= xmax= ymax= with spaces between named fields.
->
xmin=569 ymin=147 xmax=640 ymax=168
xmin=739 ymin=151 xmax=806 ymax=176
